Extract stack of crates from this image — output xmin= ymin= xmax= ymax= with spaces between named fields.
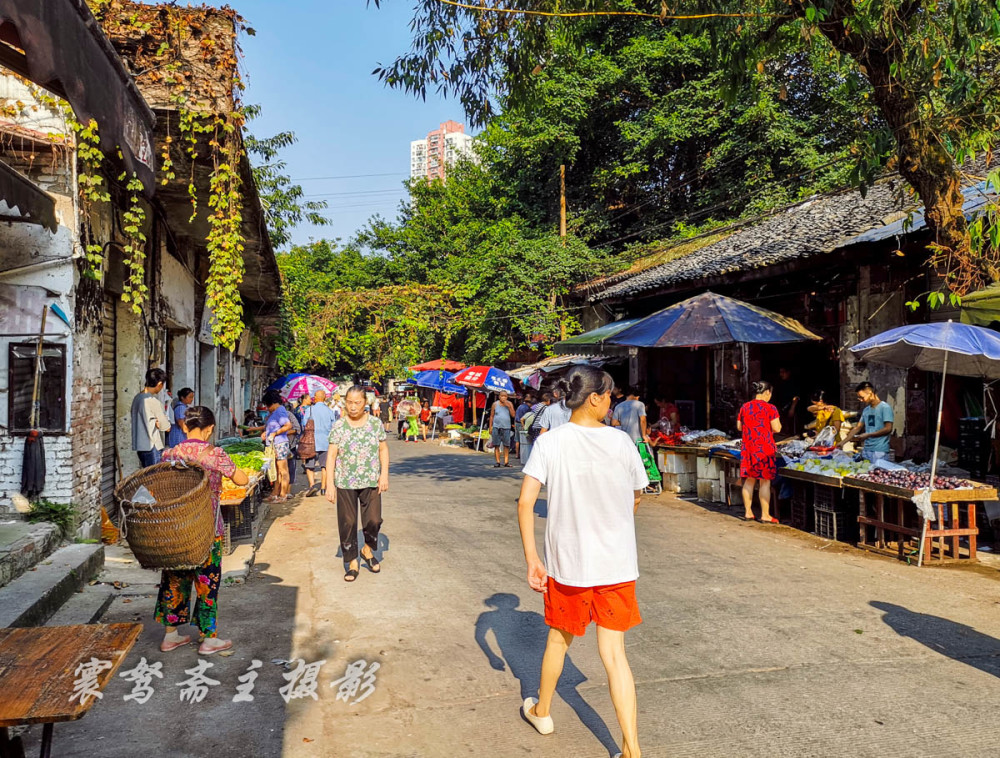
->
xmin=661 ymin=452 xmax=697 ymax=494
xmin=790 ymin=481 xmax=813 ymax=532
xmin=814 ymin=484 xmax=848 ymax=541
xmin=958 ymin=417 xmax=988 ymax=478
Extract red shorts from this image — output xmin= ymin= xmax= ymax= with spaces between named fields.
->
xmin=543 ymin=578 xmax=642 ymax=637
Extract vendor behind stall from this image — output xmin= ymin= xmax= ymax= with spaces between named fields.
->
xmin=840 ymin=381 xmax=894 ymax=462
xmin=806 ymin=390 xmax=846 ymax=444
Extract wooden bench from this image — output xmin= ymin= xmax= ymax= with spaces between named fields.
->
xmin=0 ymin=623 xmax=142 ymax=758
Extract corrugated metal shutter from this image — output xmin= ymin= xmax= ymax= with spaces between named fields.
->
xmin=101 ymin=295 xmax=118 ymax=518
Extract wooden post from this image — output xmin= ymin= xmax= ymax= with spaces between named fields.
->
xmin=704 ymin=349 xmax=711 ymax=428
xmin=30 ymin=305 xmax=48 ymax=429
xmin=559 ymin=164 xmax=567 ymax=245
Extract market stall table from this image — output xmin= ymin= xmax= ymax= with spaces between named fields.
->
xmin=844 ymin=477 xmax=998 ymax=564
xmin=220 ymin=472 xmax=268 ymax=554
xmin=0 ymin=623 xmax=142 ymax=758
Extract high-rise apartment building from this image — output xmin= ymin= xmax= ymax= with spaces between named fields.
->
xmin=410 ymin=120 xmax=474 ymax=182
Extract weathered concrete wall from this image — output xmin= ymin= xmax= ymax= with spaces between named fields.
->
xmin=839 ymin=265 xmax=908 ymax=457
xmin=115 ymin=301 xmax=148 ymax=480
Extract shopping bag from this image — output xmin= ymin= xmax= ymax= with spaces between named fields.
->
xmin=264 ymin=445 xmax=277 ymax=483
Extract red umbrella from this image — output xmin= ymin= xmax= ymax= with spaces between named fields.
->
xmin=409 ymin=359 xmax=467 ymax=372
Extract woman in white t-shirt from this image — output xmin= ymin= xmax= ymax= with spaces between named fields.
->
xmin=517 ymin=365 xmax=648 ymax=758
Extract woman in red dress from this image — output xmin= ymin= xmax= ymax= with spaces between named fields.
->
xmin=737 ymin=381 xmax=782 ymax=523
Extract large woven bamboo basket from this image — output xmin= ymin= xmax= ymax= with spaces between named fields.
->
xmin=114 ymin=462 xmax=214 ymax=570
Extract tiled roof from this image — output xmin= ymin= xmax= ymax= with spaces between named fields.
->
xmin=590 ymin=176 xmax=913 ymax=302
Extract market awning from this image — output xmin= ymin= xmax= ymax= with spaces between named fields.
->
xmin=508 ymin=354 xmax=620 ymax=381
xmin=0 ymin=158 xmax=56 ymax=231
xmin=0 ymin=0 xmax=156 ymax=194
xmin=960 ymin=284 xmax=1000 ymax=327
xmin=553 ymin=319 xmax=642 ymax=356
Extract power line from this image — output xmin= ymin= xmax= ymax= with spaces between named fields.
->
xmin=296 ymin=172 xmax=408 ymax=181
xmin=304 ymin=188 xmax=406 ymax=198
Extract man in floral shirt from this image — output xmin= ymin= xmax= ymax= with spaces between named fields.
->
xmin=326 ymin=386 xmax=390 ymax=582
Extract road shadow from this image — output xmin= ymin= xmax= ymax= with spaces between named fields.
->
xmin=336 ymin=532 xmax=391 ymax=563
xmin=534 ymin=498 xmax=548 ymax=518
xmin=474 ymin=593 xmax=618 ymax=754
xmin=871 ymin=601 xmax=1000 ymax=678
xmin=392 ymin=451 xmax=525 ymax=483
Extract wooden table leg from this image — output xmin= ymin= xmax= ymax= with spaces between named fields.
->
xmin=876 ymin=494 xmax=885 ymax=549
xmin=897 ymin=498 xmax=905 ymax=560
xmin=968 ymin=503 xmax=978 ymax=560
xmin=38 ymin=724 xmax=52 ymax=758
xmin=0 ymin=728 xmax=26 ymax=758
xmin=951 ymin=503 xmax=960 ymax=559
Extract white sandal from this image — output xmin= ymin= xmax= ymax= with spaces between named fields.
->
xmin=521 ymin=697 xmax=554 ymax=735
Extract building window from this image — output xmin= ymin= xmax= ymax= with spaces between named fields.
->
xmin=8 ymin=342 xmax=67 ymax=433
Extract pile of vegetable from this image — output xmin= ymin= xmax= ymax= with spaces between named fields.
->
xmin=230 ymin=451 xmax=265 ymax=471
xmin=854 ymin=469 xmax=974 ymax=491
xmin=222 ymin=440 xmax=264 ymax=454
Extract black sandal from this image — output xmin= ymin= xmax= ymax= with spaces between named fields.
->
xmin=362 ymin=550 xmax=381 ymax=574
xmin=344 ymin=567 xmax=359 ymax=582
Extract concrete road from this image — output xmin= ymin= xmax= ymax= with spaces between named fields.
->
xmin=24 ymin=439 xmax=1000 ymax=757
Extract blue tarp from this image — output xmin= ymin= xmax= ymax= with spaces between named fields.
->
xmin=407 ymin=370 xmax=468 ymax=396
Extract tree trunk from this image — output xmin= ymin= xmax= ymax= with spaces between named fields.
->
xmin=807 ymin=4 xmax=979 ymax=291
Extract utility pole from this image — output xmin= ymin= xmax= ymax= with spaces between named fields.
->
xmin=559 ymin=165 xmax=567 ymax=340
xmin=559 ymin=164 xmax=567 ymax=245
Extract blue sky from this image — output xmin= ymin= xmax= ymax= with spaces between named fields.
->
xmin=228 ymin=0 xmax=462 ymax=247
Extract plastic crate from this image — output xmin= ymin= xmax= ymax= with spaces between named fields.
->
xmin=815 ymin=506 xmax=846 ymax=541
xmin=790 ymin=481 xmax=811 ymax=507
xmin=790 ymin=501 xmax=814 ymax=532
xmin=814 ymin=485 xmax=841 ymax=512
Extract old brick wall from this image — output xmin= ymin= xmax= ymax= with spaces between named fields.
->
xmin=70 ymin=320 xmax=103 ymax=538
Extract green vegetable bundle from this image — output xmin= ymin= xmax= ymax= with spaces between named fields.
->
xmin=222 ymin=440 xmax=265 ymax=454
xmin=230 ymin=451 xmax=266 ymax=470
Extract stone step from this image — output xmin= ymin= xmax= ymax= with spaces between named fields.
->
xmin=44 ymin=584 xmax=115 ymax=627
xmin=0 ymin=520 xmax=62 ymax=589
xmin=0 ymin=543 xmax=104 ymax=628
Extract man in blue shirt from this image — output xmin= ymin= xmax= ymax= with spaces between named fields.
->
xmin=304 ymin=389 xmax=336 ymax=496
xmin=842 ymin=381 xmax=894 ymax=462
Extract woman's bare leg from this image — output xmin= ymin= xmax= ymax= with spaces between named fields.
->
xmin=597 ymin=626 xmax=640 ymax=758
xmin=741 ymin=477 xmax=757 ymax=519
xmin=277 ymin=460 xmax=290 ymax=497
xmin=533 ymin=627 xmax=574 ymax=718
xmin=759 ymin=479 xmax=772 ymax=521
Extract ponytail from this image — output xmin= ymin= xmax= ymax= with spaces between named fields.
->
xmin=556 ymin=365 xmax=615 ymax=410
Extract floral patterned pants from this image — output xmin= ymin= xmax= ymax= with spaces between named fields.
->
xmin=154 ymin=538 xmax=223 ymax=638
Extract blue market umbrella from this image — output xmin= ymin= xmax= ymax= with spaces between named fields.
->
xmin=609 ymin=291 xmax=819 ymax=424
xmin=406 ymin=370 xmax=468 ymax=396
xmin=609 ymin=291 xmax=821 ymax=347
xmin=850 ymin=320 xmax=1000 ymax=565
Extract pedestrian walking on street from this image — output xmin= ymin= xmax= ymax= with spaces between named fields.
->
xmin=156 ymin=406 xmax=248 ymax=655
xmin=515 ymin=391 xmax=536 ymax=463
xmin=304 ymin=390 xmax=336 ymax=496
xmin=737 ymin=381 xmax=781 ymax=523
xmin=490 ymin=390 xmax=516 ymax=467
xmin=326 ymin=385 xmax=390 ymax=582
xmin=537 ymin=386 xmax=572 ymax=435
xmin=517 ymin=366 xmax=648 ymax=758
xmin=130 ymin=367 xmax=171 ymax=468
xmin=261 ymin=389 xmax=293 ymax=502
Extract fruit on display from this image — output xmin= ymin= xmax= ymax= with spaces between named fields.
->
xmin=854 ymin=469 xmax=974 ymax=491
xmin=787 ymin=458 xmax=871 ymax=478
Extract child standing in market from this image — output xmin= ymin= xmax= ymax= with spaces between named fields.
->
xmin=517 ymin=366 xmax=648 ymax=758
xmin=737 ymin=381 xmax=782 ymax=523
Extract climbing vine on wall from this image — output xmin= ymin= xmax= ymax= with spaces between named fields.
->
xmin=70 ymin=118 xmax=110 ymax=280
xmin=89 ymin=0 xmax=253 ymax=349
xmin=119 ymin=173 xmax=148 ymax=313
